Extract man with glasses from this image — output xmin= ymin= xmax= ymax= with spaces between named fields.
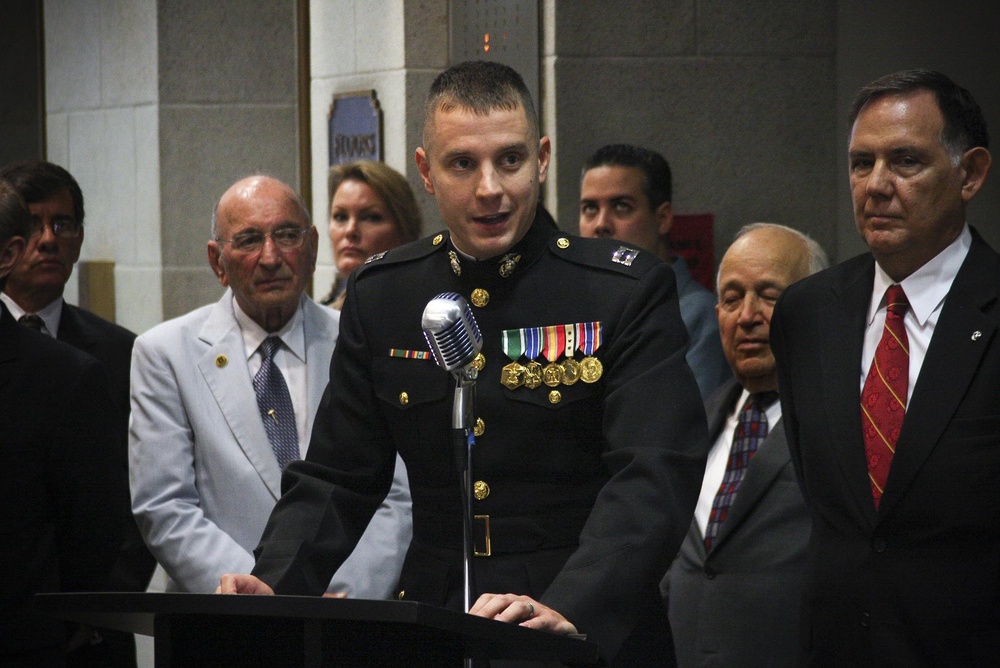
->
xmin=0 ymin=161 xmax=151 ymax=667
xmin=129 ymin=175 xmax=411 ymax=597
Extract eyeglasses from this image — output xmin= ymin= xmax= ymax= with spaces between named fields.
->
xmin=215 ymin=227 xmax=308 ymax=253
xmin=30 ymin=219 xmax=81 ymax=239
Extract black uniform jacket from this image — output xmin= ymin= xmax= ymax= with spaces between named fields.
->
xmin=253 ymin=208 xmax=709 ymax=662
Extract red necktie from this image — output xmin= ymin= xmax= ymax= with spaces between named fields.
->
xmin=861 ymin=284 xmax=909 ymax=508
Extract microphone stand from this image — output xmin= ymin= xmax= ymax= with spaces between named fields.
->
xmin=451 ymin=365 xmax=478 ymax=616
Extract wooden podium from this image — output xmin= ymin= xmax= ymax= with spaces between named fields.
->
xmin=34 ymin=593 xmax=600 ymax=667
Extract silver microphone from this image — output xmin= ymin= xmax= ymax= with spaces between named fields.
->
xmin=421 ymin=292 xmax=483 ymax=374
xmin=421 ymin=292 xmax=483 ymax=614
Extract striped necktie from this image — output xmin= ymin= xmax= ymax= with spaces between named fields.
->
xmin=861 ymin=284 xmax=909 ymax=508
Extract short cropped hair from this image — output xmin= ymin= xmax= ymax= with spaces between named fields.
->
xmin=717 ymin=222 xmax=829 ymax=295
xmin=0 ymin=180 xmax=32 ymax=291
xmin=328 ymin=161 xmax=423 ymax=244
xmin=0 ymin=161 xmax=85 ymax=226
xmin=423 ymin=60 xmax=539 ymax=148
xmin=581 ymin=144 xmax=673 ymax=209
xmin=849 ymin=69 xmax=989 ymax=159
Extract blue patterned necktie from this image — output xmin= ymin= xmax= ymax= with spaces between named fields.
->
xmin=253 ymin=337 xmax=300 ymax=469
xmin=703 ymin=392 xmax=776 ymax=552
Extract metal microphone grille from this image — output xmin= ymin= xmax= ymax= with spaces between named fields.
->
xmin=421 ymin=292 xmax=483 ymax=372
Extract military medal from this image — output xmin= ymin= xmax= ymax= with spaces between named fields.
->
xmin=523 ymin=327 xmax=543 ymax=388
xmin=524 ymin=361 xmax=543 ymax=389
xmin=501 ymin=328 xmax=526 ymax=389
xmin=577 ymin=321 xmax=604 ymax=383
xmin=541 ymin=324 xmax=566 ymax=387
xmin=501 ymin=362 xmax=526 ymax=389
xmin=580 ymin=356 xmax=603 ymax=383
xmin=560 ymin=324 xmax=579 ymax=385
xmin=561 ymin=357 xmax=581 ymax=385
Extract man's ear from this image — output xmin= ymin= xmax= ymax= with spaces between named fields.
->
xmin=656 ymin=201 xmax=674 ymax=237
xmin=0 ymin=236 xmax=26 ymax=280
xmin=415 ymin=147 xmax=435 ymax=195
xmin=537 ymin=136 xmax=552 ymax=184
xmin=207 ymin=241 xmax=228 ymax=287
xmin=960 ymin=147 xmax=992 ymax=203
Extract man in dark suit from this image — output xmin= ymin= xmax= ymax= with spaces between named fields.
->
xmin=0 ymin=179 xmax=125 ymax=666
xmin=771 ymin=70 xmax=995 ymax=665
xmin=664 ymin=223 xmax=826 ymax=667
xmin=0 ymin=162 xmax=153 ymax=666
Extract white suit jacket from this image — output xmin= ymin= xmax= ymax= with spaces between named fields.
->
xmin=129 ymin=291 xmax=411 ymax=594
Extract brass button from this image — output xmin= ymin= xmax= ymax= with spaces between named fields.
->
xmin=471 ymin=352 xmax=486 ymax=371
xmin=432 ymin=234 xmax=444 ymax=245
xmin=548 ymin=390 xmax=562 ymax=404
xmin=215 ymin=355 xmax=228 ymax=368
xmin=473 ymin=480 xmax=490 ymax=500
xmin=556 ymin=237 xmax=570 ymax=249
xmin=471 ymin=288 xmax=489 ymax=307
xmin=397 ymin=590 xmax=405 ymax=600
xmin=473 ymin=417 xmax=485 ymax=437
xmin=399 ymin=392 xmax=409 ymax=405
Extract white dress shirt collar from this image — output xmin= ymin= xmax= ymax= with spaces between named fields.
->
xmin=867 ymin=225 xmax=971 ymax=328
xmin=0 ymin=293 xmax=63 ymax=337
xmin=232 ymin=294 xmax=306 ymax=363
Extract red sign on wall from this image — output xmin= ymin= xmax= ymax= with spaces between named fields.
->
xmin=668 ymin=213 xmax=715 ymax=292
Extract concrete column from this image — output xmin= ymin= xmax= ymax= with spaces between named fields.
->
xmin=45 ymin=0 xmax=161 ymax=331
xmin=44 ymin=0 xmax=300 ymax=331
xmin=308 ymin=0 xmax=448 ymax=296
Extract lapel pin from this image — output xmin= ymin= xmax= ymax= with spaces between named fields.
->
xmin=215 ymin=354 xmax=228 ymax=368
xmin=972 ymin=331 xmax=982 ymax=341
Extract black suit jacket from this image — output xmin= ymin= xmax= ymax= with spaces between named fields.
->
xmin=57 ymin=303 xmax=156 ymax=593
xmin=771 ymin=228 xmax=1000 ymax=666
xmin=665 ymin=379 xmax=810 ymax=667
xmin=0 ymin=304 xmax=126 ymax=658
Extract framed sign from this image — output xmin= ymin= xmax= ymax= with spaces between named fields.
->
xmin=328 ymin=90 xmax=382 ymax=166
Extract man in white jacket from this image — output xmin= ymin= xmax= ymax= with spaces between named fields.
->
xmin=129 ymin=175 xmax=411 ymax=595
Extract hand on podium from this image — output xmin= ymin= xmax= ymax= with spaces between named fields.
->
xmin=217 ymin=574 xmax=275 ymax=595
xmin=469 ymin=593 xmax=578 ymax=636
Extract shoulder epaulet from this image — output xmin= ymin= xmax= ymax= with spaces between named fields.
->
xmin=547 ymin=234 xmax=660 ymax=277
xmin=354 ymin=231 xmax=450 ymax=279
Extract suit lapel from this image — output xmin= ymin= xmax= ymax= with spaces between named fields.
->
xmin=714 ymin=415 xmax=791 ymax=549
xmin=822 ymin=259 xmax=880 ymax=527
xmin=880 ymin=234 xmax=1000 ymax=513
xmin=0 ymin=307 xmax=17 ymax=394
xmin=196 ymin=294 xmax=283 ymax=499
xmin=57 ymin=303 xmax=97 ymax=355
